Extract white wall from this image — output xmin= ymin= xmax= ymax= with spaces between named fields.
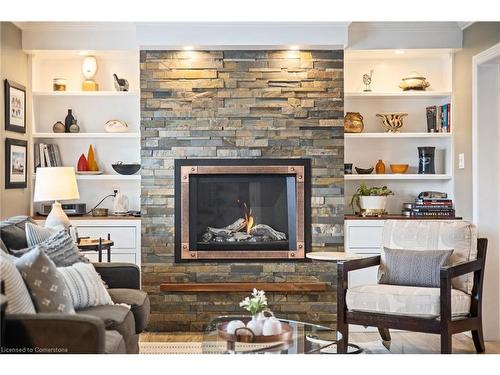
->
xmin=0 ymin=22 xmax=31 ymax=219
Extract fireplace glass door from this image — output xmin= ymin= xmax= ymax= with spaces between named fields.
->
xmin=189 ymin=174 xmax=297 ymax=251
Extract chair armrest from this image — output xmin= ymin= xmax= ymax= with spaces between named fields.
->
xmin=337 ymin=255 xmax=381 ymax=290
xmin=5 ymin=313 xmax=106 ymax=353
xmin=337 ymin=255 xmax=381 ymax=273
xmin=440 ymin=258 xmax=484 ymax=279
xmin=93 ymin=262 xmax=140 ymax=289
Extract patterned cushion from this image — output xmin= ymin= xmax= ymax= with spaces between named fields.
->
xmin=382 ymin=220 xmax=477 ymax=294
xmin=346 ymin=284 xmax=471 ymax=318
xmin=58 ymin=262 xmax=113 ymax=310
xmin=12 ymin=230 xmax=88 ymax=267
xmin=25 ymin=222 xmax=65 ymax=247
xmin=0 ymin=252 xmax=36 ymax=314
xmin=14 ymin=247 xmax=75 ymax=314
xmin=379 ymin=248 xmax=453 ymax=288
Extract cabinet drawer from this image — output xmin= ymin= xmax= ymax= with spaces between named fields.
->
xmin=84 ymin=252 xmax=136 ymax=264
xmin=348 ymin=226 xmax=384 ymax=248
xmin=76 ymin=226 xmax=137 ymax=249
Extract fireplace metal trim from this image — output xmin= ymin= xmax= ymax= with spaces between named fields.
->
xmin=174 ymin=158 xmax=311 ymax=262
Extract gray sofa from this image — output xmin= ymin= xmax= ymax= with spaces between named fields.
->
xmin=1 ymin=216 xmax=150 ymax=354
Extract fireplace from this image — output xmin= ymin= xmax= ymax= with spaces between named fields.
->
xmin=175 ymin=159 xmax=311 ymax=262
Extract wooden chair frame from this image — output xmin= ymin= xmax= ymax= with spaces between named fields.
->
xmin=336 ymin=238 xmax=488 ymax=354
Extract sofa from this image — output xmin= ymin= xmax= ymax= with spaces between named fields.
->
xmin=0 ymin=216 xmax=150 ymax=354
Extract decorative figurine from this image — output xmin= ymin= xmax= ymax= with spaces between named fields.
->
xmin=363 ymin=69 xmax=374 ymax=92
xmin=113 ymin=74 xmax=129 ymax=92
xmin=344 ymin=112 xmax=364 ymax=133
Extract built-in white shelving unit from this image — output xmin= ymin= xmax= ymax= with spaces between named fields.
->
xmin=32 ymin=132 xmax=140 ymax=139
xmin=344 ymin=49 xmax=454 ymax=214
xmin=30 ymin=50 xmax=141 ymax=214
xmin=344 ymin=174 xmax=452 ymax=181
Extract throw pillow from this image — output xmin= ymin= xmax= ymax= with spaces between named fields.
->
xmin=0 ymin=252 xmax=36 ymax=314
xmin=25 ymin=222 xmax=65 ymax=247
xmin=14 ymin=247 xmax=75 ymax=314
xmin=379 ymin=248 xmax=453 ymax=288
xmin=0 ymin=216 xmax=36 ymax=251
xmin=12 ymin=230 xmax=88 ymax=267
xmin=58 ymin=262 xmax=113 ymax=310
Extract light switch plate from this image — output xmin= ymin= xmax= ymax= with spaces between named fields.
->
xmin=458 ymin=153 xmax=465 ymax=169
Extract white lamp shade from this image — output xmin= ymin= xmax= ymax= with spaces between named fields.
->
xmin=82 ymin=56 xmax=97 ymax=80
xmin=34 ymin=167 xmax=80 ymax=202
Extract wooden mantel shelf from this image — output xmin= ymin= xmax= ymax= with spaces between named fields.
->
xmin=160 ymin=282 xmax=327 ymax=293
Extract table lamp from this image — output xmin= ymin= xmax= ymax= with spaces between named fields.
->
xmin=34 ymin=167 xmax=80 ymax=228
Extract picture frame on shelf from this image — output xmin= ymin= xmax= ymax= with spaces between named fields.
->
xmin=5 ymin=138 xmax=28 ymax=189
xmin=4 ymin=79 xmax=26 ymax=133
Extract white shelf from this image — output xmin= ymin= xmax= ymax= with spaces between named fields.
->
xmin=33 ymin=91 xmax=139 ymax=97
xmin=32 ymin=174 xmax=141 ymax=181
xmin=345 ymin=91 xmax=452 ymax=98
xmin=32 ymin=132 xmax=140 ymax=139
xmin=345 ymin=132 xmax=452 ymax=139
xmin=345 ymin=174 xmax=453 ymax=181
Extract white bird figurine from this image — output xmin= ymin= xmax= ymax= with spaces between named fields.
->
xmin=363 ymin=69 xmax=374 ymax=92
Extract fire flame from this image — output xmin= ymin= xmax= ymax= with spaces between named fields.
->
xmin=238 ymin=200 xmax=254 ymax=234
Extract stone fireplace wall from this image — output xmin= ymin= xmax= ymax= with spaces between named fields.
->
xmin=140 ymin=50 xmax=344 ymax=331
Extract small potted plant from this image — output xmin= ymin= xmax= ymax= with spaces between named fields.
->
xmin=239 ymin=289 xmax=269 ymax=335
xmin=350 ymin=183 xmax=394 ymax=216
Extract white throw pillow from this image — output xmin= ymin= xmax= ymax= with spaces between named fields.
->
xmin=57 ymin=262 xmax=113 ymax=310
xmin=0 ymin=252 xmax=36 ymax=314
xmin=25 ymin=222 xmax=65 ymax=247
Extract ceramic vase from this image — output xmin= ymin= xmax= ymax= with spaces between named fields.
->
xmin=375 ymin=159 xmax=386 ymax=174
xmin=64 ymin=109 xmax=75 ymax=133
xmin=226 ymin=320 xmax=245 ymax=335
xmin=246 ymin=313 xmax=265 ymax=336
xmin=418 ymin=146 xmax=436 ymax=174
xmin=262 ymin=317 xmax=282 ymax=336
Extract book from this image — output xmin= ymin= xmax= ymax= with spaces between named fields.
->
xmin=53 ymin=144 xmax=62 ymax=166
xmin=43 ymin=144 xmax=51 ymax=167
xmin=34 ymin=143 xmax=40 ymax=170
xmin=447 ymin=104 xmax=451 ymax=133
xmin=442 ymin=104 xmax=448 ymax=132
xmin=39 ymin=143 xmax=46 ymax=167
xmin=426 ymin=106 xmax=437 ymax=132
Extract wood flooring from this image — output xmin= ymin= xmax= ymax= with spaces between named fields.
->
xmin=140 ymin=331 xmax=500 ymax=354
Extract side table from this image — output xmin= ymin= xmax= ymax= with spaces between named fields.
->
xmin=77 ymin=234 xmax=114 ymax=263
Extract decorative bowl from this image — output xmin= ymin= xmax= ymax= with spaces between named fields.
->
xmin=91 ymin=208 xmax=108 ymax=217
xmin=399 ymin=72 xmax=430 ymax=91
xmin=376 ymin=112 xmax=408 ymax=133
xmin=112 ymin=162 xmax=141 ymax=175
xmin=355 ymin=167 xmax=374 ymax=175
xmin=390 ymin=164 xmax=409 ymax=174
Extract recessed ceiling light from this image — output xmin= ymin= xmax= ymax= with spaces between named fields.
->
xmin=183 ymin=46 xmax=194 ymax=51
xmin=289 ymin=45 xmax=300 ymax=51
xmin=394 ymin=50 xmax=405 ymax=55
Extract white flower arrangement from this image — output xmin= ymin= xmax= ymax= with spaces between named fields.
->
xmin=239 ymin=288 xmax=268 ymax=316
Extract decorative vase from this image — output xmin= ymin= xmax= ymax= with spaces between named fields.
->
xmin=344 ymin=163 xmax=353 ymax=175
xmin=375 ymin=159 xmax=386 ymax=174
xmin=52 ymin=121 xmax=65 ymax=133
xmin=69 ymin=120 xmax=80 ymax=133
xmin=418 ymin=146 xmax=436 ymax=174
xmin=226 ymin=320 xmax=245 ymax=335
xmin=77 ymin=154 xmax=88 ymax=171
xmin=376 ymin=112 xmax=408 ymax=133
xmin=64 ymin=109 xmax=75 ymax=133
xmin=246 ymin=313 xmax=265 ymax=336
xmin=262 ymin=317 xmax=282 ymax=336
xmin=344 ymin=112 xmax=364 ymax=133
xmin=87 ymin=145 xmax=99 ymax=171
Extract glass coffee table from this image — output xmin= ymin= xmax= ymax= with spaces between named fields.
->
xmin=201 ymin=315 xmax=342 ymax=354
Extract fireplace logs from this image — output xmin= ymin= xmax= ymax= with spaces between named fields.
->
xmin=201 ymin=217 xmax=286 ymax=244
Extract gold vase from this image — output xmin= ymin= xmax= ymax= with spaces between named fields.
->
xmin=344 ymin=112 xmax=364 ymax=133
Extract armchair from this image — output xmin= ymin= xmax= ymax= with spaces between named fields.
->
xmin=337 ymin=220 xmax=487 ymax=354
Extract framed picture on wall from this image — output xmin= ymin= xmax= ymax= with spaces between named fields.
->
xmin=4 ymin=79 xmax=26 ymax=133
xmin=5 ymin=138 xmax=28 ymax=189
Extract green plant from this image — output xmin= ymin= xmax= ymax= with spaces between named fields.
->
xmin=239 ymin=289 xmax=268 ymax=316
xmin=349 ymin=183 xmax=394 ymax=210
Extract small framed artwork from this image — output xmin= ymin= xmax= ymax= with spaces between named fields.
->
xmin=4 ymin=79 xmax=26 ymax=133
xmin=5 ymin=138 xmax=28 ymax=189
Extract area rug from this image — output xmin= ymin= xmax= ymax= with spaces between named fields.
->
xmin=139 ymin=340 xmax=391 ymax=354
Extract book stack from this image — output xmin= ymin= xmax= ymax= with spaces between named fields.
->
xmin=34 ymin=143 xmax=63 ymax=169
xmin=402 ymin=197 xmax=455 ymax=218
xmin=426 ymin=103 xmax=451 ymax=133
